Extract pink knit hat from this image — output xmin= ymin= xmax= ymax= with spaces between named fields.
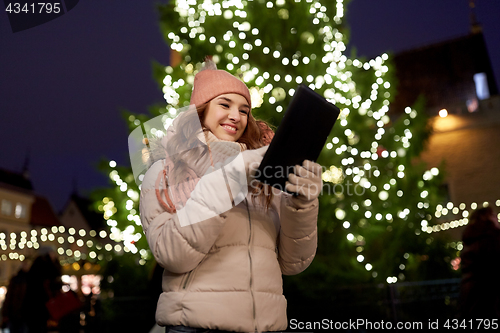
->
xmin=190 ymin=59 xmax=252 ymax=109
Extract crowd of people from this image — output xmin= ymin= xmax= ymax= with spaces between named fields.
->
xmin=1 ymin=247 xmax=83 ymax=333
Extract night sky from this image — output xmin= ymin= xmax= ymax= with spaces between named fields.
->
xmin=1 ymin=0 xmax=499 ymax=212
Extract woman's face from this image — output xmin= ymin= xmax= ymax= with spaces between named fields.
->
xmin=204 ymin=93 xmax=250 ymax=141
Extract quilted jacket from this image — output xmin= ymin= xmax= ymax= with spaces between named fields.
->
xmin=139 ymin=116 xmax=318 ymax=332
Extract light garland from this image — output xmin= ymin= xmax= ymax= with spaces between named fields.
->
xmin=0 ymin=223 xmax=150 ymax=266
xmin=423 ymin=199 xmax=500 ymax=234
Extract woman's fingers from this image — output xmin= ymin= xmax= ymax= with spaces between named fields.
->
xmin=286 ymin=160 xmax=322 ymax=200
xmin=302 ymin=160 xmax=322 ymax=177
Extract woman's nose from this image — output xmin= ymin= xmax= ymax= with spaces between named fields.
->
xmin=228 ymin=107 xmax=240 ymax=122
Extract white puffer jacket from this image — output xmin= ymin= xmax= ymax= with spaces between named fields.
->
xmin=139 ymin=118 xmax=318 ymax=332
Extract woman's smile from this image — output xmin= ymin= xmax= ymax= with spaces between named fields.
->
xmin=204 ymin=93 xmax=249 ymax=141
xmin=221 ymin=124 xmax=238 ymax=134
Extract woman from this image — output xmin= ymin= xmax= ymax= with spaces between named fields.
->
xmin=139 ymin=60 xmax=321 ymax=332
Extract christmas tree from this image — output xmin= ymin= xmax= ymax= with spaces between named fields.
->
xmin=93 ymin=0 xmax=457 ymax=296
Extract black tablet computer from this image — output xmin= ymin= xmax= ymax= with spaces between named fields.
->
xmin=256 ymin=84 xmax=340 ymax=192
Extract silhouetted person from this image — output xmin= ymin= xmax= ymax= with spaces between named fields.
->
xmin=459 ymin=206 xmax=500 ymax=319
xmin=23 ymin=247 xmax=62 ymax=333
xmin=1 ymin=260 xmax=31 ymax=333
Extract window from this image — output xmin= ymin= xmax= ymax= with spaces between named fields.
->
xmin=1 ymin=200 xmax=12 ymax=216
xmin=473 ymin=72 xmax=490 ymax=100
xmin=15 ymin=203 xmax=27 ymax=219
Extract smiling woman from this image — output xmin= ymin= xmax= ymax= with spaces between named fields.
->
xmin=202 ymin=94 xmax=249 ymax=142
xmin=138 ymin=58 xmax=323 ymax=332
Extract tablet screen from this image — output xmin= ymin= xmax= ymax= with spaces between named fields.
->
xmin=256 ymin=84 xmax=340 ymax=192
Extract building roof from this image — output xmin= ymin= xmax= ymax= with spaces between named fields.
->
xmin=31 ymin=195 xmax=60 ymax=227
xmin=66 ymin=192 xmax=105 ymax=231
xmin=0 ymin=168 xmax=33 ymax=192
xmin=391 ymin=31 xmax=498 ymax=116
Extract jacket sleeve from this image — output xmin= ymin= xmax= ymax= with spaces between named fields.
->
xmin=139 ymin=160 xmax=228 ymax=273
xmin=277 ymin=193 xmax=318 ymax=275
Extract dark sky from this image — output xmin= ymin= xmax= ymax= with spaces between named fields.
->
xmin=1 ymin=0 xmax=499 ymax=212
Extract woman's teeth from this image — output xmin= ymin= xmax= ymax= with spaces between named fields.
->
xmin=222 ymin=125 xmax=236 ymax=132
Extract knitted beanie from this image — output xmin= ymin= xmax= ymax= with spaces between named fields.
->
xmin=190 ymin=59 xmax=252 ymax=109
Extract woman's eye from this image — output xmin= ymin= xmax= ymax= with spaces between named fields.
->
xmin=240 ymin=110 xmax=249 ymax=115
xmin=220 ymin=103 xmax=229 ymax=108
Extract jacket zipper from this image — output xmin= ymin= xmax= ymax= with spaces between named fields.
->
xmin=182 ymin=256 xmax=207 ymax=290
xmin=245 ymin=199 xmax=258 ymax=333
xmin=182 ymin=270 xmax=194 ymax=290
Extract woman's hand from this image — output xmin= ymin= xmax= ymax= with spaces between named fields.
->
xmin=286 ymin=160 xmax=323 ymax=209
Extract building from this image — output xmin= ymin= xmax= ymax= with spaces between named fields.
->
xmin=0 ymin=168 xmax=35 ymax=285
xmin=391 ymin=31 xmax=498 ymax=117
xmin=59 ymin=192 xmax=107 ymax=280
xmin=0 ymin=168 xmax=60 ymax=285
xmin=391 ymin=27 xmax=500 ymax=240
xmin=60 ymin=192 xmax=106 ymax=233
xmin=0 ymin=167 xmax=115 ymax=310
